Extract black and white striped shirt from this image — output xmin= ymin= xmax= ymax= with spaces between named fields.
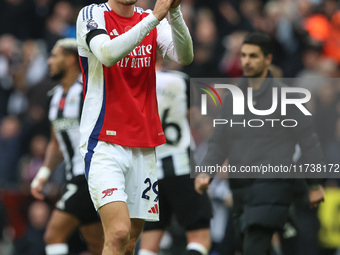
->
xmin=156 ymin=71 xmax=191 ymax=179
xmin=48 ymin=79 xmax=84 ymax=181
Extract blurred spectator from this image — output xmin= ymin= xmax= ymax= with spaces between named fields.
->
xmin=17 ymin=132 xmax=63 ymax=201
xmin=323 ymin=0 xmax=338 ymax=20
xmin=31 ymin=0 xmax=54 ymax=39
xmin=219 ymin=30 xmax=247 ymax=77
xmin=217 ymin=1 xmax=243 ymax=36
xmin=6 ymin=40 xmax=48 ymax=117
xmin=323 ymin=10 xmax=340 ymax=64
xmin=0 ymin=115 xmax=22 ymax=188
xmin=19 ymin=105 xmax=51 ymax=155
xmin=294 ymin=44 xmax=335 ymax=113
xmin=300 ymin=43 xmax=323 ymax=74
xmin=317 ymin=57 xmax=339 ymax=78
xmin=0 ymin=34 xmax=20 ymax=120
xmin=184 ymin=8 xmax=224 ymax=77
xmin=304 ymin=10 xmax=331 ymax=42
xmin=0 ymin=0 xmax=36 ymax=40
xmin=53 ymin=1 xmax=77 ymax=38
xmin=21 ymin=75 xmax=58 ymax=154
xmin=262 ymin=1 xmax=306 ymax=77
xmin=44 ymin=15 xmax=67 ymax=52
xmin=239 ymin=0 xmax=263 ymax=31
xmin=304 ymin=0 xmax=340 ymax=65
xmin=18 ymin=40 xmax=48 ymax=88
xmin=14 ymin=200 xmax=51 ymax=255
xmin=6 ymin=82 xmax=29 ymax=117
xmin=19 ymin=135 xmax=48 ymax=195
xmin=17 ymin=74 xmax=57 ymax=156
xmin=44 ymin=1 xmax=77 ymax=51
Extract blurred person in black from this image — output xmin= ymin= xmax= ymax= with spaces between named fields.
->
xmin=30 ymin=38 xmax=103 ymax=255
xmin=14 ymin=200 xmax=51 ymax=255
xmin=0 ymin=115 xmax=22 ymax=188
xmin=195 ymin=31 xmax=325 ymax=255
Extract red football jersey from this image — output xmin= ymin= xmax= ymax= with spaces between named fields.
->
xmin=77 ymin=4 xmax=166 ymax=147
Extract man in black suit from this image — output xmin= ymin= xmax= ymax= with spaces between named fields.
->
xmin=195 ymin=32 xmax=325 ymax=255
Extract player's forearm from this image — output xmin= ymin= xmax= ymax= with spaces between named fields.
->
xmin=90 ymin=14 xmax=160 ymax=67
xmin=168 ymin=6 xmax=193 ymax=65
xmin=31 ymin=141 xmax=62 ymax=189
xmin=43 ymin=141 xmax=63 ymax=171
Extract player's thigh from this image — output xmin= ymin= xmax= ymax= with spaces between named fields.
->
xmin=82 ymin=142 xmax=159 ymax=222
xmin=139 ymin=229 xmax=165 ymax=252
xmin=126 ymin=147 xmax=159 ymax=222
xmin=44 ymin=209 xmax=80 ymax=243
xmin=81 ymin=141 xmax=130 ymax=211
xmin=99 ymin=201 xmax=131 ymax=238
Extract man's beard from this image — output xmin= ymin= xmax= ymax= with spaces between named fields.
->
xmin=118 ymin=0 xmax=138 ymax=5
xmin=243 ymin=64 xmax=266 ymax=78
xmin=50 ymin=69 xmax=65 ymax=81
xmin=244 ymin=69 xmax=265 ymax=78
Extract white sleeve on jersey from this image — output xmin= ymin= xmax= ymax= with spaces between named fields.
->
xmin=156 ymin=6 xmax=193 ymax=66
xmin=77 ymin=4 xmax=107 ymax=52
xmin=76 ymin=4 xmax=160 ymax=67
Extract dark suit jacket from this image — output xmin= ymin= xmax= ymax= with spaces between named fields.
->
xmin=201 ymin=72 xmax=324 ymax=229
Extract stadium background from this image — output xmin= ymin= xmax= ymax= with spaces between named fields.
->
xmin=0 ymin=0 xmax=340 ymax=254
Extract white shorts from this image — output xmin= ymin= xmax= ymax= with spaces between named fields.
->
xmin=80 ymin=139 xmax=159 ymax=221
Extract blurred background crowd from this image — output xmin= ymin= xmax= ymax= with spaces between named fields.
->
xmin=1 ymin=0 xmax=340 ymax=254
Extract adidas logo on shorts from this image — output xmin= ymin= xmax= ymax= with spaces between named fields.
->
xmin=148 ymin=204 xmax=159 ymax=214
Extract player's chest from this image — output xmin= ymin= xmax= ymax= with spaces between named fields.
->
xmin=104 ymin=13 xmax=156 ymax=50
xmin=49 ymin=92 xmax=81 ymax=121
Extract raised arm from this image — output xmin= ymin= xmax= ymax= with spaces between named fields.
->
xmin=156 ymin=2 xmax=193 ymax=65
xmin=76 ymin=0 xmax=174 ymax=67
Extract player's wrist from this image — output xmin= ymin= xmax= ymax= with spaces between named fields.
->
xmin=169 ymin=6 xmax=183 ymax=25
xmin=169 ymin=5 xmax=180 ymax=14
xmin=31 ymin=166 xmax=51 ymax=188
xmin=147 ymin=12 xmax=161 ymax=24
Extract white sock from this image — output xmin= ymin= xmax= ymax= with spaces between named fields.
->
xmin=45 ymin=243 xmax=69 ymax=255
xmin=187 ymin=242 xmax=208 ymax=255
xmin=138 ymin=249 xmax=158 ymax=255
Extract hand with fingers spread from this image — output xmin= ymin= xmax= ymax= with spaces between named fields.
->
xmin=194 ymin=173 xmax=211 ymax=195
xmin=153 ymin=0 xmax=173 ymax=21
